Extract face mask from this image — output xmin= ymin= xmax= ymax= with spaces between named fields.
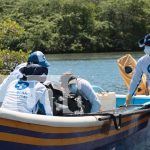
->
xmin=68 ymin=84 xmax=78 ymax=94
xmin=144 ymin=46 xmax=150 ymax=55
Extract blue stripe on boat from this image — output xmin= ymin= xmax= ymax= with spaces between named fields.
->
xmin=0 ymin=121 xmax=148 ymax=150
xmin=0 ymin=113 xmax=148 ymax=139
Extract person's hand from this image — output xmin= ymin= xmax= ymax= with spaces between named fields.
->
xmin=125 ymin=94 xmax=132 ymax=106
xmin=100 ymin=106 xmax=104 ymax=112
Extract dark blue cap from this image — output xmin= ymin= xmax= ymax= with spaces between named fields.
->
xmin=138 ymin=34 xmax=150 ymax=47
xmin=28 ymin=51 xmax=50 ymax=67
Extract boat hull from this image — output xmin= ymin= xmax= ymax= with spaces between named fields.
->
xmin=0 ymin=108 xmax=149 ymax=150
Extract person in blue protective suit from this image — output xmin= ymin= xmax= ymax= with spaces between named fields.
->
xmin=0 ymin=51 xmax=50 ymax=102
xmin=126 ymin=34 xmax=150 ymax=106
xmin=60 ymin=72 xmax=101 ymax=113
xmin=1 ymin=64 xmax=52 ymax=115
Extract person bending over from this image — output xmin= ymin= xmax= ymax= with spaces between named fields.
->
xmin=61 ymin=72 xmax=101 ymax=113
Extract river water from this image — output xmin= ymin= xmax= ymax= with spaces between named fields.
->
xmin=46 ymin=51 xmax=144 ymax=94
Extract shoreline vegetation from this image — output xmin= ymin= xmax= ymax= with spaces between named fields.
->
xmin=0 ymin=0 xmax=149 ymax=54
xmin=0 ymin=0 xmax=149 ymax=74
xmin=0 ymin=50 xmax=29 ymax=75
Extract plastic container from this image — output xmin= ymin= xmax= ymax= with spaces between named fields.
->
xmin=97 ymin=92 xmax=116 ymax=111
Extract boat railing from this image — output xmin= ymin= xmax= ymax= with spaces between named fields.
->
xmin=64 ymin=104 xmax=150 ymax=130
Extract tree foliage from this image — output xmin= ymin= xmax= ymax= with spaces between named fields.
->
xmin=0 ymin=0 xmax=149 ymax=53
xmin=0 ymin=19 xmax=24 ymax=50
xmin=0 ymin=50 xmax=29 ymax=74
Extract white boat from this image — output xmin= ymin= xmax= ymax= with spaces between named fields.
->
xmin=0 ymin=83 xmax=150 ymax=150
xmin=0 ymin=104 xmax=150 ymax=150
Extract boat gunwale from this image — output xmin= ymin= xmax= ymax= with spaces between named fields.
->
xmin=0 ymin=106 xmax=149 ymax=127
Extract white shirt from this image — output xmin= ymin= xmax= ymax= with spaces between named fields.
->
xmin=0 ymin=63 xmax=26 ymax=102
xmin=129 ymin=54 xmax=150 ymax=96
xmin=76 ymin=78 xmax=101 ymax=113
xmin=1 ymin=80 xmax=52 ymax=115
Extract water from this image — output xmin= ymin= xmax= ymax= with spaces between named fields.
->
xmin=46 ymin=51 xmax=144 ymax=94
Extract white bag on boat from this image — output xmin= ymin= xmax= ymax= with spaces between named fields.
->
xmin=97 ymin=92 xmax=116 ymax=111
